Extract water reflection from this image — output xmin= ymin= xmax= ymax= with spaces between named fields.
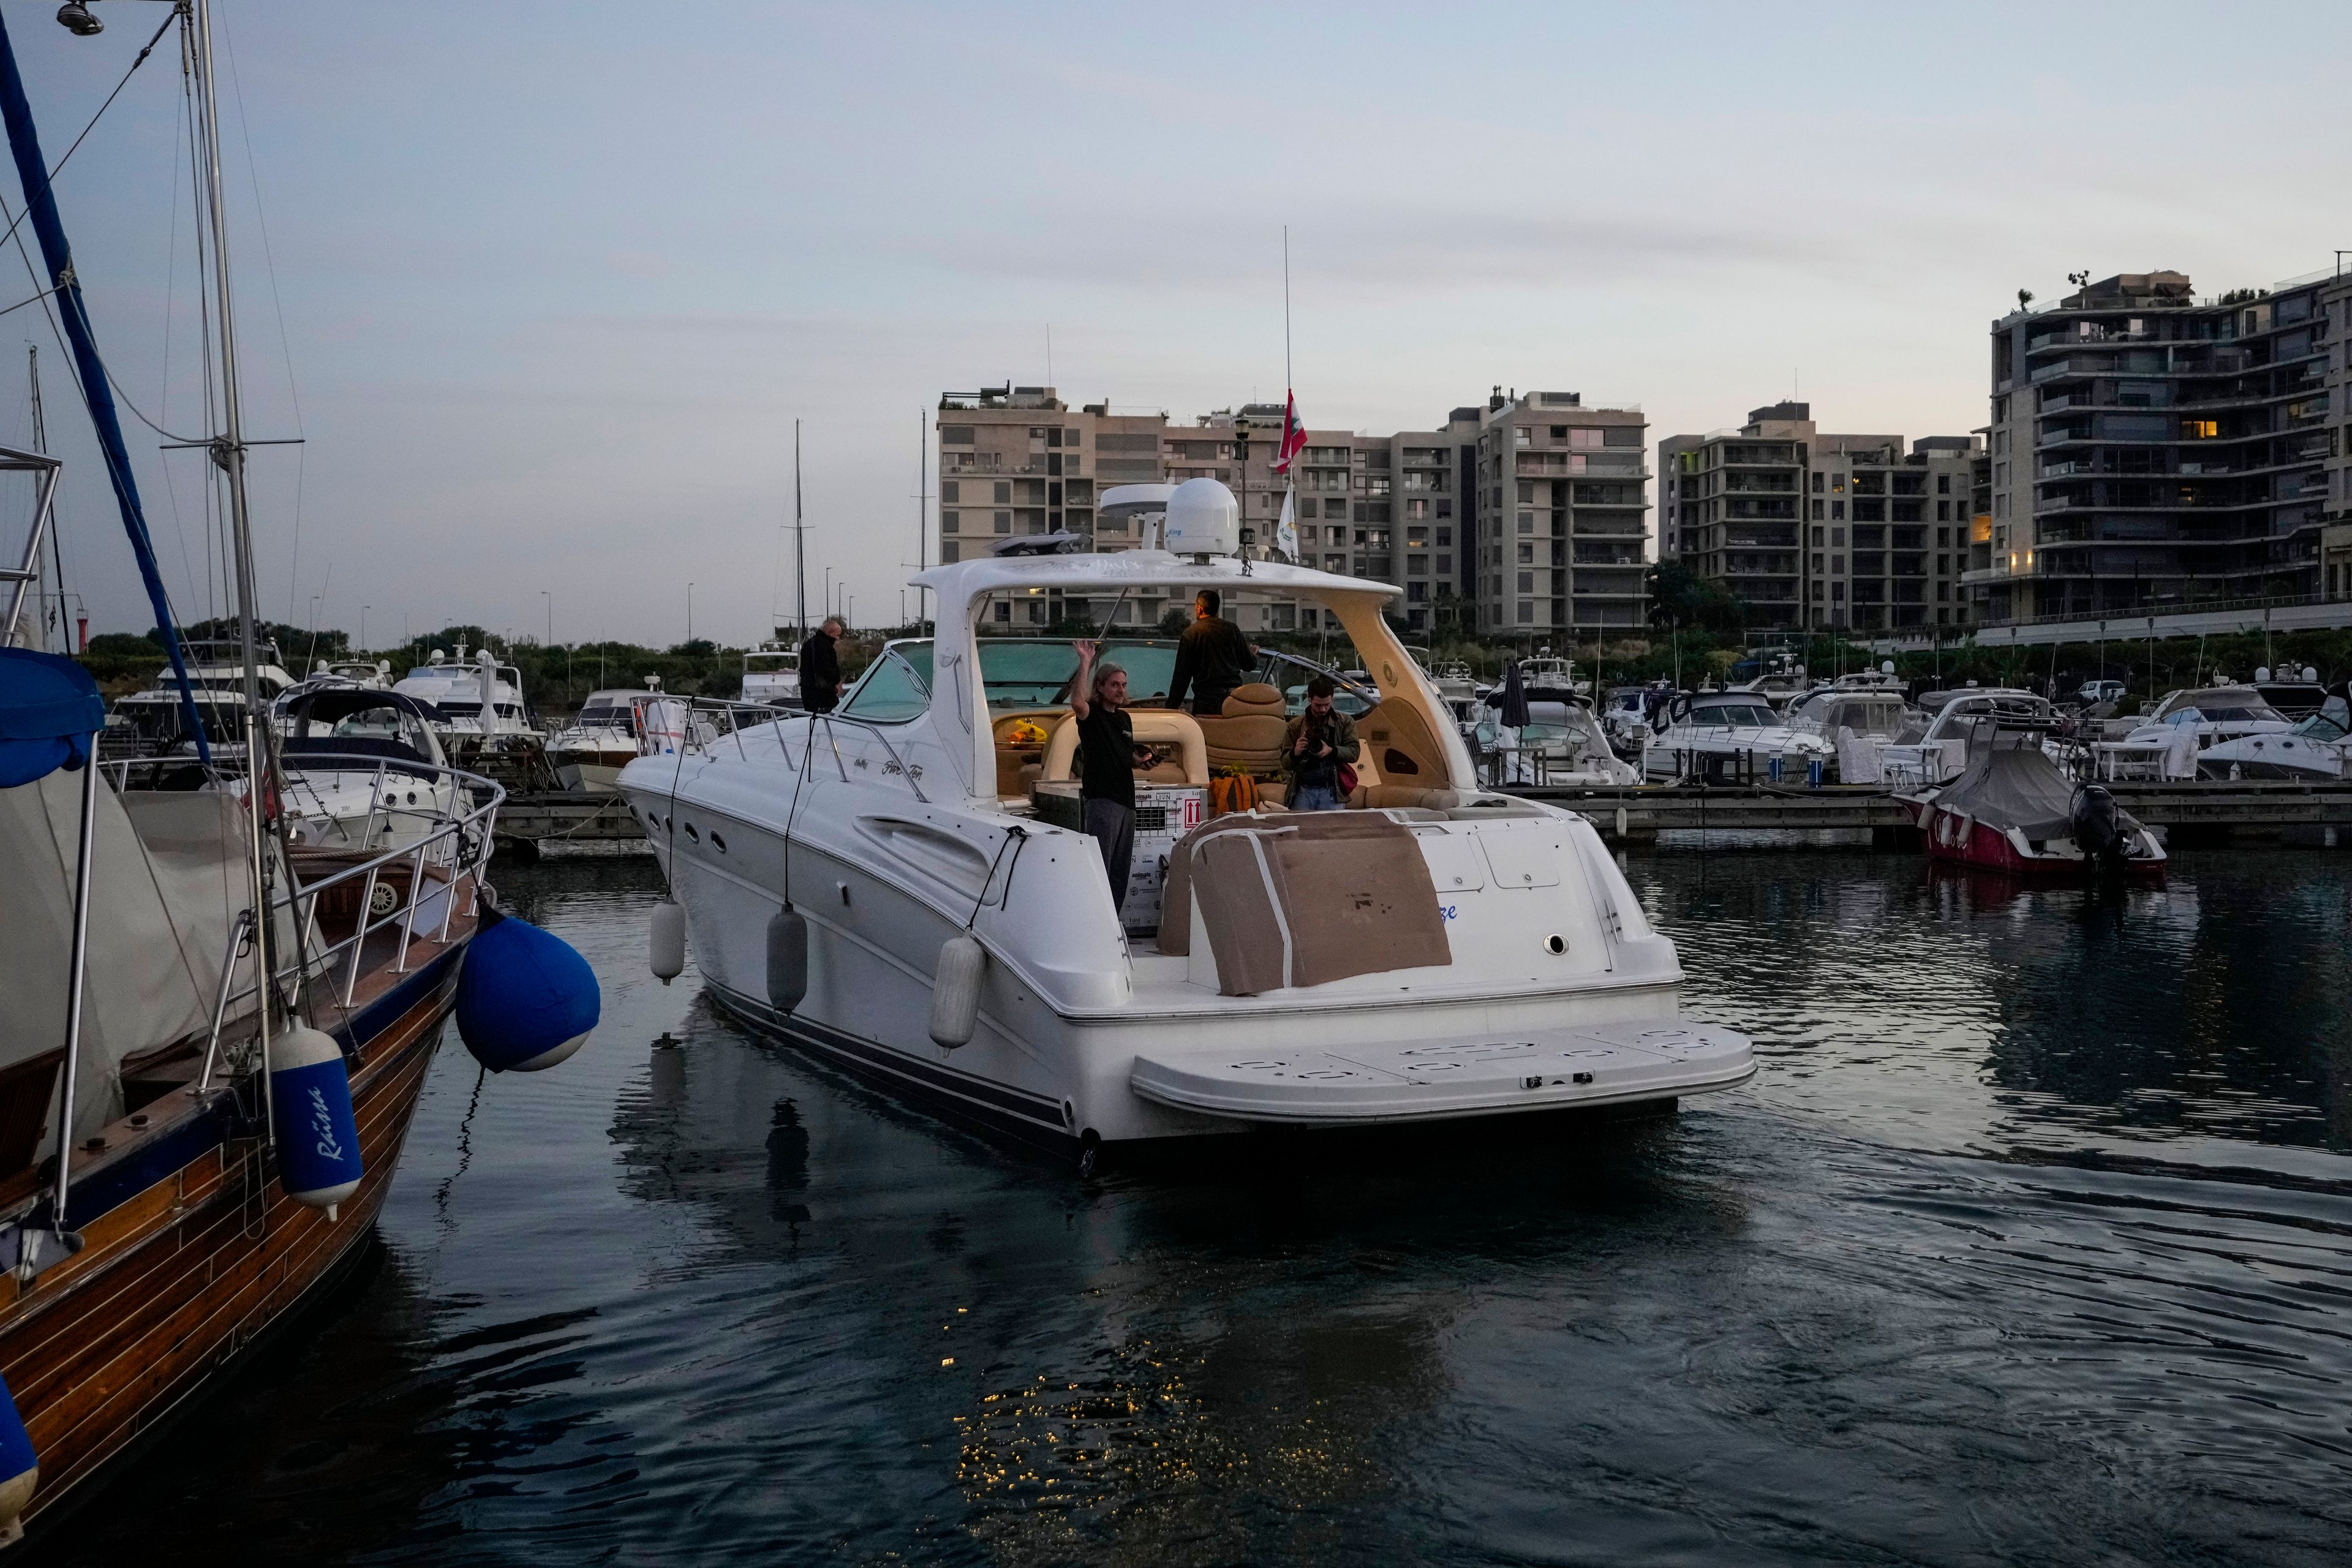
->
xmin=59 ymin=850 xmax=2352 ymax=1566
xmin=1651 ymin=846 xmax=2352 ymax=1161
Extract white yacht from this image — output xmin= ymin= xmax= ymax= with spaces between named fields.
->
xmin=1785 ymin=687 xmax=1917 ymax=783
xmin=107 ymin=638 xmax=296 ymax=756
xmin=1642 ymin=690 xmax=1834 ymax=782
xmin=390 ymin=643 xmax=542 ymax=747
xmin=305 ymin=657 xmax=391 ymax=689
xmin=619 ymin=480 xmax=1751 ymax=1164
xmin=2124 ymin=686 xmax=2339 ymax=780
xmin=271 ymin=682 xmax=460 ymax=856
xmin=1517 ymin=650 xmax=1589 ymax=698
xmin=741 ymin=639 xmax=803 ymax=710
xmin=1475 ymin=692 xmax=1640 ymax=785
xmin=1875 ymin=688 xmax=2046 ymax=786
xmin=545 ymin=687 xmax=654 ymax=792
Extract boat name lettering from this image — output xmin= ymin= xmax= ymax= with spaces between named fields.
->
xmin=307 ymin=1086 xmax=345 ymax=1161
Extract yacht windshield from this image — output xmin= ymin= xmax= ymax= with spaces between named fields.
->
xmin=894 ymin=639 xmax=1181 ymax=713
xmin=2294 ymin=710 xmax=2349 ymax=743
xmin=2194 ymin=700 xmax=2284 ymax=723
xmin=1696 ymin=703 xmax=1777 ymax=728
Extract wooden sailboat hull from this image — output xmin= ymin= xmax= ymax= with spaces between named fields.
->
xmin=0 ymin=939 xmax=464 ymax=1536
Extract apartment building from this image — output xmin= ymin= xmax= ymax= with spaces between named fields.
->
xmin=1977 ymin=267 xmax=2348 ymax=625
xmin=936 ymin=383 xmax=1646 ymax=639
xmin=1659 ymin=402 xmax=1981 ymax=633
xmin=1470 ymin=391 xmax=1649 ymax=633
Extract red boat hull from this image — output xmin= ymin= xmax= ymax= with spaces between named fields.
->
xmin=1901 ymin=796 xmax=2165 ymax=878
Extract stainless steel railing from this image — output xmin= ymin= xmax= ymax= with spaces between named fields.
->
xmin=194 ymin=752 xmax=506 ymax=1089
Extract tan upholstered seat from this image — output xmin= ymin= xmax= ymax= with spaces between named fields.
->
xmin=1197 ymin=682 xmax=1291 ymax=777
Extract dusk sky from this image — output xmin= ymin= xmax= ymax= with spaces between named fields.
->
xmin=6 ymin=1 xmax=2347 ymax=651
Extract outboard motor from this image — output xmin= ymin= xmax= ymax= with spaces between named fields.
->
xmin=2071 ymin=783 xmax=2127 ymax=875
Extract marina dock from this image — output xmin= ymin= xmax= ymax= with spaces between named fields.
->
xmin=1515 ymin=778 xmax=2352 ymax=844
xmin=492 ymin=790 xmax=647 ymax=856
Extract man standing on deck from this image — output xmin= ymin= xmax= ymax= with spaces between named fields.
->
xmin=1071 ymin=639 xmax=1154 ymax=911
xmin=1164 ymin=589 xmax=1253 ymax=717
xmin=799 ymin=617 xmax=844 ymax=714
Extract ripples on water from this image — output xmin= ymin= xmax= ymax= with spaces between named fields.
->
xmin=64 ymin=846 xmax=2352 ymax=1566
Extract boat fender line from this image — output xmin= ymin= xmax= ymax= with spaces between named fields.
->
xmin=269 ymin=1025 xmax=363 ymax=1218
xmin=767 ymin=907 xmax=809 ymax=1014
xmin=0 ymin=1367 xmax=32 ymax=1545
xmin=650 ymin=899 xmax=686 ymax=984
xmin=930 ymin=826 xmax=1028 ymax=1049
xmin=458 ymin=905 xmax=601 ymax=1072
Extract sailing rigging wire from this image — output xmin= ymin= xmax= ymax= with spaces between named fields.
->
xmin=217 ymin=12 xmax=307 ymax=630
xmin=0 ymin=9 xmax=177 ymax=262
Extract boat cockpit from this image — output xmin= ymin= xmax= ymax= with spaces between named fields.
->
xmin=843 ymin=635 xmax=1463 ymax=814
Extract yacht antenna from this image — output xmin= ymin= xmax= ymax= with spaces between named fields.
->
xmin=793 ymin=419 xmax=808 ymax=639
xmin=915 ymin=408 xmax=929 ymax=634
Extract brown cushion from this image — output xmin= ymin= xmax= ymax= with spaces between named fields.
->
xmin=1221 ymin=682 xmax=1287 ymax=718
xmin=1199 ymin=712 xmax=1289 ymax=775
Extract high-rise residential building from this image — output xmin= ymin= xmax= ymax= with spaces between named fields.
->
xmin=1659 ymin=403 xmax=1981 ymax=633
xmin=1977 ymin=267 xmax=2348 ymax=625
xmin=935 ymin=383 xmax=1646 ymax=639
xmin=1470 ymin=391 xmax=1650 ymax=634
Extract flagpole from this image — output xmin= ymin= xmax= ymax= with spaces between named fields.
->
xmin=1283 ymin=225 xmax=1292 ymax=390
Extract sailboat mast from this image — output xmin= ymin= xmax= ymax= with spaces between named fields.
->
xmin=190 ymin=0 xmax=281 ymax=1056
xmin=192 ymin=0 xmax=260 ymax=713
xmin=793 ymin=420 xmax=807 ymax=638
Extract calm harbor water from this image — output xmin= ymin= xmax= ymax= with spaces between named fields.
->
xmin=61 ymin=844 xmax=2352 ymax=1566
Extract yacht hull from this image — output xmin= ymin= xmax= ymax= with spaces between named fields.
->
xmin=0 ymin=939 xmax=464 ymax=1537
xmin=633 ymin=774 xmax=1749 ymax=1149
xmin=1902 ymin=796 xmax=2166 ymax=878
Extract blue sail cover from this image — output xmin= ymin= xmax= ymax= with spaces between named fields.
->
xmin=0 ymin=646 xmax=104 ymax=786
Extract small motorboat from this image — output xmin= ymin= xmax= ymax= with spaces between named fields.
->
xmin=545 ymin=686 xmax=655 ymax=793
xmin=1901 ymin=726 xmax=2166 ymax=876
xmin=272 ymin=682 xmax=460 ymax=853
xmin=741 ymin=639 xmax=804 ymax=710
xmin=1642 ymin=690 xmax=1833 ymax=782
xmin=1785 ymin=687 xmax=1917 ymax=783
xmin=2117 ymin=685 xmax=2336 ymax=781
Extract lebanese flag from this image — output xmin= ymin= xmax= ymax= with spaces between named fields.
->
xmin=1271 ymin=389 xmax=1307 ymax=476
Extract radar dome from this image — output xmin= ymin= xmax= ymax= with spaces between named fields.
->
xmin=1164 ymin=477 xmax=1240 ymax=556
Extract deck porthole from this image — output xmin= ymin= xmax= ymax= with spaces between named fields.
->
xmin=710 ymin=832 xmax=728 ymax=853
xmin=1544 ymin=933 xmax=1567 ymax=956
xmin=685 ymin=822 xmax=701 ymax=843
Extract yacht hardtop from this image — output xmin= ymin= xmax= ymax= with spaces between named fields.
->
xmin=620 ymin=498 xmax=1750 ymax=1163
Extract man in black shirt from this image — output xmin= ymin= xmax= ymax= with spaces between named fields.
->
xmin=1164 ymin=589 xmax=1252 ymax=717
xmin=799 ymin=617 xmax=843 ymax=714
xmin=1071 ymin=639 xmax=1152 ymax=911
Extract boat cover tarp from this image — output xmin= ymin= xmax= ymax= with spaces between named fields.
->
xmin=0 ymin=646 xmax=105 ymax=786
xmin=1159 ymin=810 xmax=1449 ymax=995
xmin=0 ymin=773 xmax=257 ymax=1140
xmin=1934 ymin=741 xmax=2079 ymax=842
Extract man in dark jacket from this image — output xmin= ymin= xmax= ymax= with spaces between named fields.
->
xmin=799 ymin=617 xmax=844 ymax=714
xmin=1164 ymin=589 xmax=1252 ymax=717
